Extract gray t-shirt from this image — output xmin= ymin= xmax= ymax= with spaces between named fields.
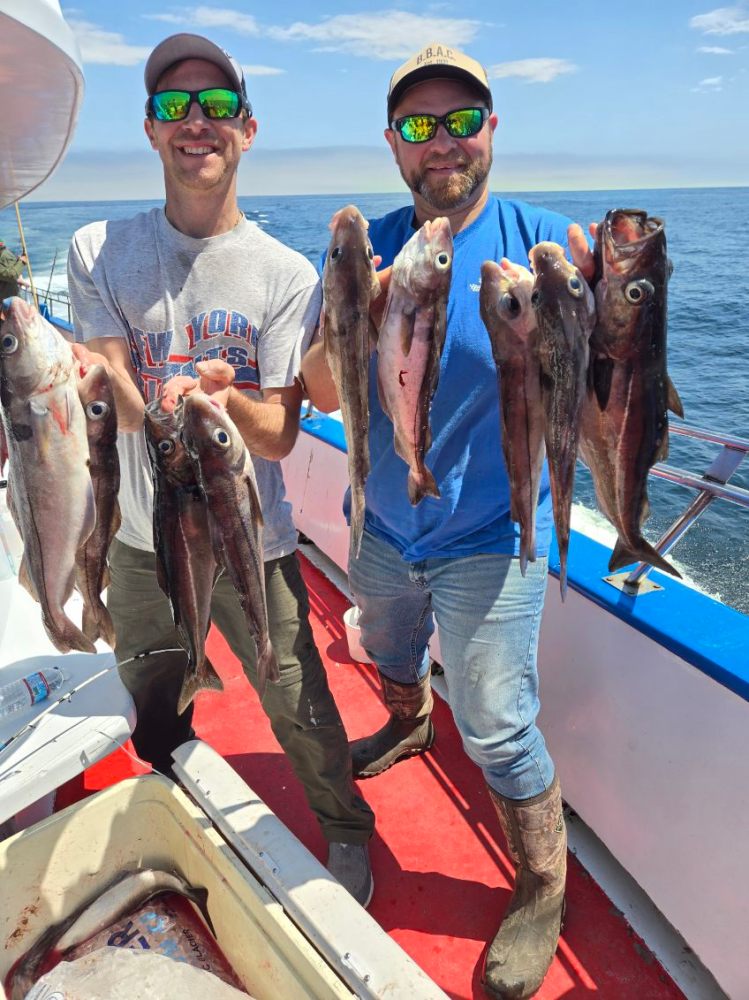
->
xmin=68 ymin=207 xmax=320 ymax=560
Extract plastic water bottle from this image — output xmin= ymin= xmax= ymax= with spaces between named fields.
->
xmin=0 ymin=668 xmax=66 ymax=719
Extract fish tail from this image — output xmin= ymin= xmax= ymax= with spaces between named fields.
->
xmin=256 ymin=638 xmax=280 ymax=699
xmin=188 ymin=886 xmax=216 ymax=937
xmin=407 ymin=466 xmax=440 ymax=506
xmin=609 ymin=537 xmax=682 ymax=580
xmin=350 ymin=486 xmax=366 ymax=559
xmin=558 ymin=550 xmax=569 ymax=602
xmin=44 ymin=610 xmax=96 ymax=655
xmin=82 ymin=596 xmax=116 ymax=648
xmin=176 ymin=657 xmax=224 ymax=716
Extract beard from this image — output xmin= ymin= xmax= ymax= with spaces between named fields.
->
xmin=400 ymin=147 xmax=493 ymax=212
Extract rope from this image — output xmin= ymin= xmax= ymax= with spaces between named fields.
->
xmin=13 ymin=201 xmax=38 ymax=309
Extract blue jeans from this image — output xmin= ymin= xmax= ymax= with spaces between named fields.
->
xmin=349 ymin=529 xmax=554 ymax=799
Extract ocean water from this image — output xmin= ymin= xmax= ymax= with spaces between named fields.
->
xmin=2 ymin=188 xmax=747 ymax=614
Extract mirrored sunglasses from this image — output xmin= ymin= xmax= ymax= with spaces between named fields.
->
xmin=147 ymin=88 xmax=247 ymax=122
xmin=390 ymin=107 xmax=489 ymax=144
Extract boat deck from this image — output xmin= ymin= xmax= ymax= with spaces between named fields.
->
xmin=60 ymin=552 xmax=686 ymax=1000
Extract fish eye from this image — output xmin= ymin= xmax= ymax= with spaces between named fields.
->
xmin=330 ymin=246 xmax=342 ymax=261
xmin=85 ymin=400 xmax=110 ymax=421
xmin=367 ymin=246 xmax=374 ymax=260
xmin=435 ymin=252 xmax=451 ymax=270
xmin=158 ymin=439 xmax=176 ymax=455
xmin=567 ymin=275 xmax=584 ymax=298
xmin=1 ymin=334 xmax=18 ymax=354
xmin=531 ymin=289 xmax=541 ymax=308
xmin=212 ymin=427 xmax=231 ymax=449
xmin=624 ymin=279 xmax=655 ymax=304
xmin=500 ymin=293 xmax=521 ymax=316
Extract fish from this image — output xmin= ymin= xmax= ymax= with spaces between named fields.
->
xmin=6 ymin=868 xmax=213 ymax=999
xmin=529 ymin=242 xmax=596 ymax=598
xmin=580 ymin=208 xmax=683 ymax=578
xmin=480 ymin=259 xmax=545 ymax=575
xmin=0 ymin=412 xmax=8 ymax=472
xmin=376 ymin=216 xmax=453 ymax=505
xmin=144 ymin=398 xmax=223 ymax=715
xmin=181 ymin=392 xmax=278 ymax=697
xmin=0 ymin=298 xmax=96 ymax=652
xmin=75 ymin=363 xmax=121 ymax=647
xmin=321 ymin=204 xmax=380 ymax=557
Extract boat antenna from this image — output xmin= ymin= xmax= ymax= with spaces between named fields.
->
xmin=13 ymin=201 xmax=38 ymax=310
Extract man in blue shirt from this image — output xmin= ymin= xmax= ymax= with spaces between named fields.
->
xmin=302 ymin=42 xmax=592 ymax=999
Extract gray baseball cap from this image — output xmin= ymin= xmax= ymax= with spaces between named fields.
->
xmin=144 ymin=33 xmax=250 ymax=111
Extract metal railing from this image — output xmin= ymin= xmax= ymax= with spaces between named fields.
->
xmin=622 ymin=423 xmax=749 ymax=590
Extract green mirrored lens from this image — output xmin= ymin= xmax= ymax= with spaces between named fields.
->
xmin=152 ymin=91 xmax=191 ymax=121
xmin=198 ymin=88 xmax=240 ymax=119
xmin=399 ymin=115 xmax=438 ymax=143
xmin=444 ymin=108 xmax=484 ymax=138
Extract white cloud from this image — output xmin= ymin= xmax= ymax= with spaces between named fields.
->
xmin=692 ymin=75 xmax=724 ymax=90
xmin=690 ymin=6 xmax=749 ymax=34
xmin=697 ymin=44 xmax=734 ymax=52
xmin=145 ymin=7 xmax=260 ymax=35
xmin=487 ymin=58 xmax=577 ymax=84
xmin=242 ymin=64 xmax=285 ymax=76
xmin=267 ymin=13 xmax=481 ymax=59
xmin=67 ymin=19 xmax=152 ymax=66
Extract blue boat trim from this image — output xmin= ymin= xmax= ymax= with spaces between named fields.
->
xmin=299 ymin=411 xmax=749 ymax=705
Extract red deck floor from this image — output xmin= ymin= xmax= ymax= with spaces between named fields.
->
xmin=71 ymin=553 xmax=685 ymax=999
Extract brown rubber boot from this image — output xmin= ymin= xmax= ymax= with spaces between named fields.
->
xmin=482 ymin=775 xmax=567 ymax=1000
xmin=350 ymin=674 xmax=435 ymax=778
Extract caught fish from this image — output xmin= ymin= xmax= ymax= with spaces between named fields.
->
xmin=0 ymin=412 xmax=7 ymax=471
xmin=181 ymin=392 xmax=278 ymax=697
xmin=529 ymin=242 xmax=596 ymax=597
xmin=480 ymin=259 xmax=545 ymax=575
xmin=580 ymin=208 xmax=683 ymax=578
xmin=321 ymin=204 xmax=380 ymax=557
xmin=144 ymin=399 xmax=223 ymax=715
xmin=377 ymin=217 xmax=453 ymax=505
xmin=7 ymin=867 xmax=213 ymax=999
xmin=75 ymin=363 xmax=120 ymax=647
xmin=0 ymin=298 xmax=96 ymax=652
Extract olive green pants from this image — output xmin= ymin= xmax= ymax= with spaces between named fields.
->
xmin=108 ymin=538 xmax=374 ymax=844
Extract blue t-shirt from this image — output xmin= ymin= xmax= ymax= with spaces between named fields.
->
xmin=346 ymin=194 xmax=572 ymax=562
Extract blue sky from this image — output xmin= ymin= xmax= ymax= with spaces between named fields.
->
xmin=36 ymin=2 xmax=749 ymax=198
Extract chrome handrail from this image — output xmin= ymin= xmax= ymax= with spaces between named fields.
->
xmin=623 ymin=422 xmax=748 ymax=588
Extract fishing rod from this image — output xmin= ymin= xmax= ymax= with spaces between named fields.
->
xmin=0 ymin=647 xmax=184 ymax=765
xmin=13 ymin=201 xmax=38 ymax=310
xmin=43 ymin=247 xmax=59 ymax=307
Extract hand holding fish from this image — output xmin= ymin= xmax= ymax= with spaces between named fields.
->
xmin=566 ymin=222 xmax=597 ymax=281
xmin=71 ymin=341 xmax=110 ymax=377
xmin=161 ymin=361 xmax=235 ymax=414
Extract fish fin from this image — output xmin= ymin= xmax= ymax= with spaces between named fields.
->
xmin=368 ymin=316 xmax=380 ymax=349
xmin=398 ymin=308 xmax=416 ymax=357
xmin=189 ymin=886 xmax=216 ymax=937
xmin=256 ymin=638 xmax=280 ymax=699
xmin=376 ymin=365 xmax=391 ymax=418
xmin=83 ymin=598 xmax=116 ymax=648
xmin=608 ymin=538 xmax=682 ymax=579
xmin=667 ymin=376 xmax=684 ymax=418
xmin=177 ymin=656 xmax=224 ymax=716
xmin=590 ymin=356 xmax=614 ymax=411
xmin=18 ymin=557 xmax=38 ymax=602
xmin=244 ymin=474 xmax=264 ymax=529
xmin=43 ymin=612 xmax=97 ymax=655
xmin=407 ymin=466 xmax=440 ymax=506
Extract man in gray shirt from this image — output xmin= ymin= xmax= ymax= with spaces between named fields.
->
xmin=68 ymin=32 xmax=375 ymax=905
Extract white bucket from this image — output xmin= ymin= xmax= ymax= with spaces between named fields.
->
xmin=342 ymin=606 xmax=371 ymax=663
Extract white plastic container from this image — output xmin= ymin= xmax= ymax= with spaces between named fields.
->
xmin=0 ymin=747 xmax=449 ymax=1000
xmin=343 ymin=606 xmax=371 ymax=663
